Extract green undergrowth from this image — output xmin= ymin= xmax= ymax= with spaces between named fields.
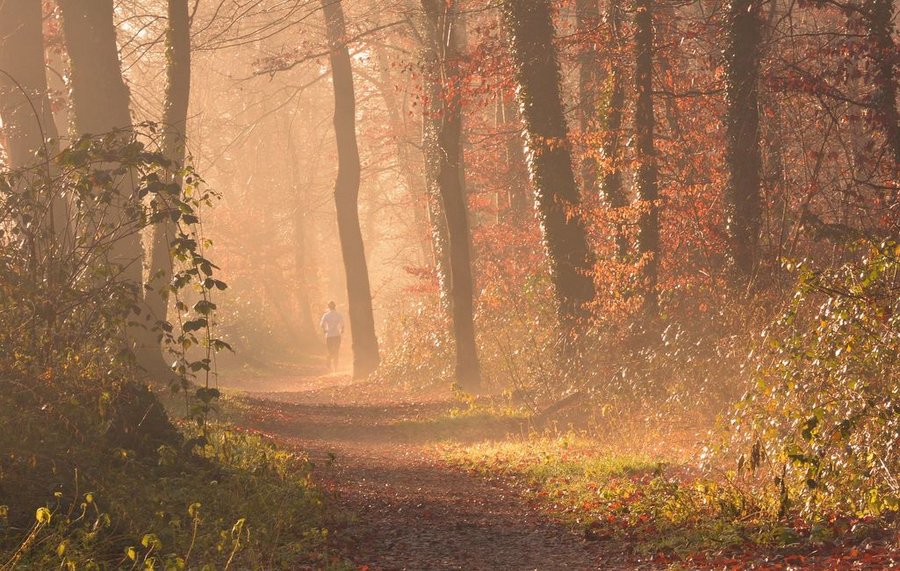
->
xmin=393 ymin=396 xmax=529 ymax=441
xmin=0 ymin=390 xmax=345 ymax=570
xmin=437 ymin=433 xmax=897 ymax=566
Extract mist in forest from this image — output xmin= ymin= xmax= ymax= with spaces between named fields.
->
xmin=0 ymin=0 xmax=897 ymax=568
xmin=124 ymin=1 xmax=431 ymax=373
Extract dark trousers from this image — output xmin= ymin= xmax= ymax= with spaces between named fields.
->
xmin=326 ymin=335 xmax=341 ymax=360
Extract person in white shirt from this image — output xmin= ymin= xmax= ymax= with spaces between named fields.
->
xmin=319 ymin=301 xmax=344 ymax=373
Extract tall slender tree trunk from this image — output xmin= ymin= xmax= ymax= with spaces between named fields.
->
xmin=287 ymin=116 xmax=318 ymax=345
xmin=421 ymin=0 xmax=481 ymax=390
xmin=452 ymin=7 xmax=478 ymax=281
xmin=862 ymin=0 xmax=900 ymax=168
xmin=321 ymin=0 xmax=380 ymax=378
xmin=601 ymin=0 xmax=629 ymax=259
xmin=723 ymin=0 xmax=763 ymax=282
xmin=422 ymin=50 xmax=453 ymax=309
xmin=58 ymin=0 xmax=159 ymax=369
xmin=634 ymin=0 xmax=659 ymax=318
xmin=0 ymin=1 xmax=58 ymax=169
xmin=146 ymin=0 xmax=192 ymax=371
xmin=495 ymin=13 xmax=530 ymax=221
xmin=501 ymin=0 xmax=596 ymax=332
xmin=0 ymin=0 xmax=69 ymax=251
xmin=576 ymin=0 xmax=603 ymax=196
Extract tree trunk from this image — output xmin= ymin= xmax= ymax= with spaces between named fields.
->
xmin=501 ymin=0 xmax=596 ymax=332
xmin=723 ymin=0 xmax=763 ymax=282
xmin=634 ymin=0 xmax=659 ymax=318
xmin=498 ymin=95 xmax=530 ymax=220
xmin=600 ymin=0 xmax=629 ymax=259
xmin=287 ymin=115 xmax=319 ymax=346
xmin=58 ymin=0 xmax=158 ymax=370
xmin=496 ymin=15 xmax=531 ymax=221
xmin=321 ymin=0 xmax=380 ymax=378
xmin=0 ymin=0 xmax=69 ymax=252
xmin=421 ymin=0 xmax=481 ymax=390
xmin=146 ymin=0 xmax=192 ymax=370
xmin=422 ymin=60 xmax=453 ymax=308
xmin=862 ymin=0 xmax=900 ymax=168
xmin=0 ymin=0 xmax=59 ymax=169
xmin=576 ymin=0 xmax=603 ymax=196
xmin=58 ymin=1 xmax=133 ymax=135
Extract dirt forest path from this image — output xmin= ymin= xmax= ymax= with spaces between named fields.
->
xmin=229 ymin=374 xmax=646 ymax=571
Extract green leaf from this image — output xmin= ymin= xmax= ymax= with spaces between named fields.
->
xmin=192 ymin=300 xmax=217 ymax=315
xmin=801 ymin=416 xmax=818 ymax=441
xmin=183 ymin=318 xmax=208 ymax=333
xmin=195 ymin=388 xmax=221 ymax=403
xmin=212 ymin=339 xmax=234 ymax=353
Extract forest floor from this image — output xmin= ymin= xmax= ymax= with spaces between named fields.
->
xmin=224 ymin=373 xmax=652 ymax=570
xmin=222 ymin=372 xmax=899 ymax=570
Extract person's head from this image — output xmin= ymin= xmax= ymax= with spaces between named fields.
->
xmin=328 ymin=301 xmax=336 ymax=310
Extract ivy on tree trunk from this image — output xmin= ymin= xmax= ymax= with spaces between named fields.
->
xmin=634 ymin=0 xmax=660 ymax=318
xmin=723 ymin=0 xmax=763 ymax=283
xmin=421 ymin=0 xmax=482 ymax=391
xmin=501 ymin=0 xmax=596 ymax=335
xmin=601 ymin=0 xmax=629 ymax=260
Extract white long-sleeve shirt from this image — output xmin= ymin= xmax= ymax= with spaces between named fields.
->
xmin=320 ymin=309 xmax=344 ymax=338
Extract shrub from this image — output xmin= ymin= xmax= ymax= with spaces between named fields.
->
xmin=0 ymin=130 xmax=333 ymax=568
xmin=729 ymin=242 xmax=900 ymax=518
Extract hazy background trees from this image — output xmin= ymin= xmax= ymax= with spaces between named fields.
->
xmin=0 ymin=0 xmax=894 ymax=387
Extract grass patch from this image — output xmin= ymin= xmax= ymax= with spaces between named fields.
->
xmin=436 ymin=433 xmax=891 ymax=567
xmin=393 ymin=404 xmax=528 ymax=441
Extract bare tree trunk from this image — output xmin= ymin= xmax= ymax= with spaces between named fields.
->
xmin=634 ymin=0 xmax=659 ymax=318
xmin=292 ymin=204 xmax=317 ymax=343
xmin=421 ymin=0 xmax=481 ymax=390
xmin=321 ymin=0 xmax=380 ymax=378
xmin=287 ymin=108 xmax=318 ymax=345
xmin=600 ymin=0 xmax=629 ymax=259
xmin=723 ymin=0 xmax=763 ymax=282
xmin=576 ymin=0 xmax=603 ymax=196
xmin=146 ymin=0 xmax=192 ymax=370
xmin=0 ymin=1 xmax=58 ymax=169
xmin=501 ymin=0 xmax=596 ymax=332
xmin=0 ymin=0 xmax=70 ymax=255
xmin=58 ymin=1 xmax=132 ymax=135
